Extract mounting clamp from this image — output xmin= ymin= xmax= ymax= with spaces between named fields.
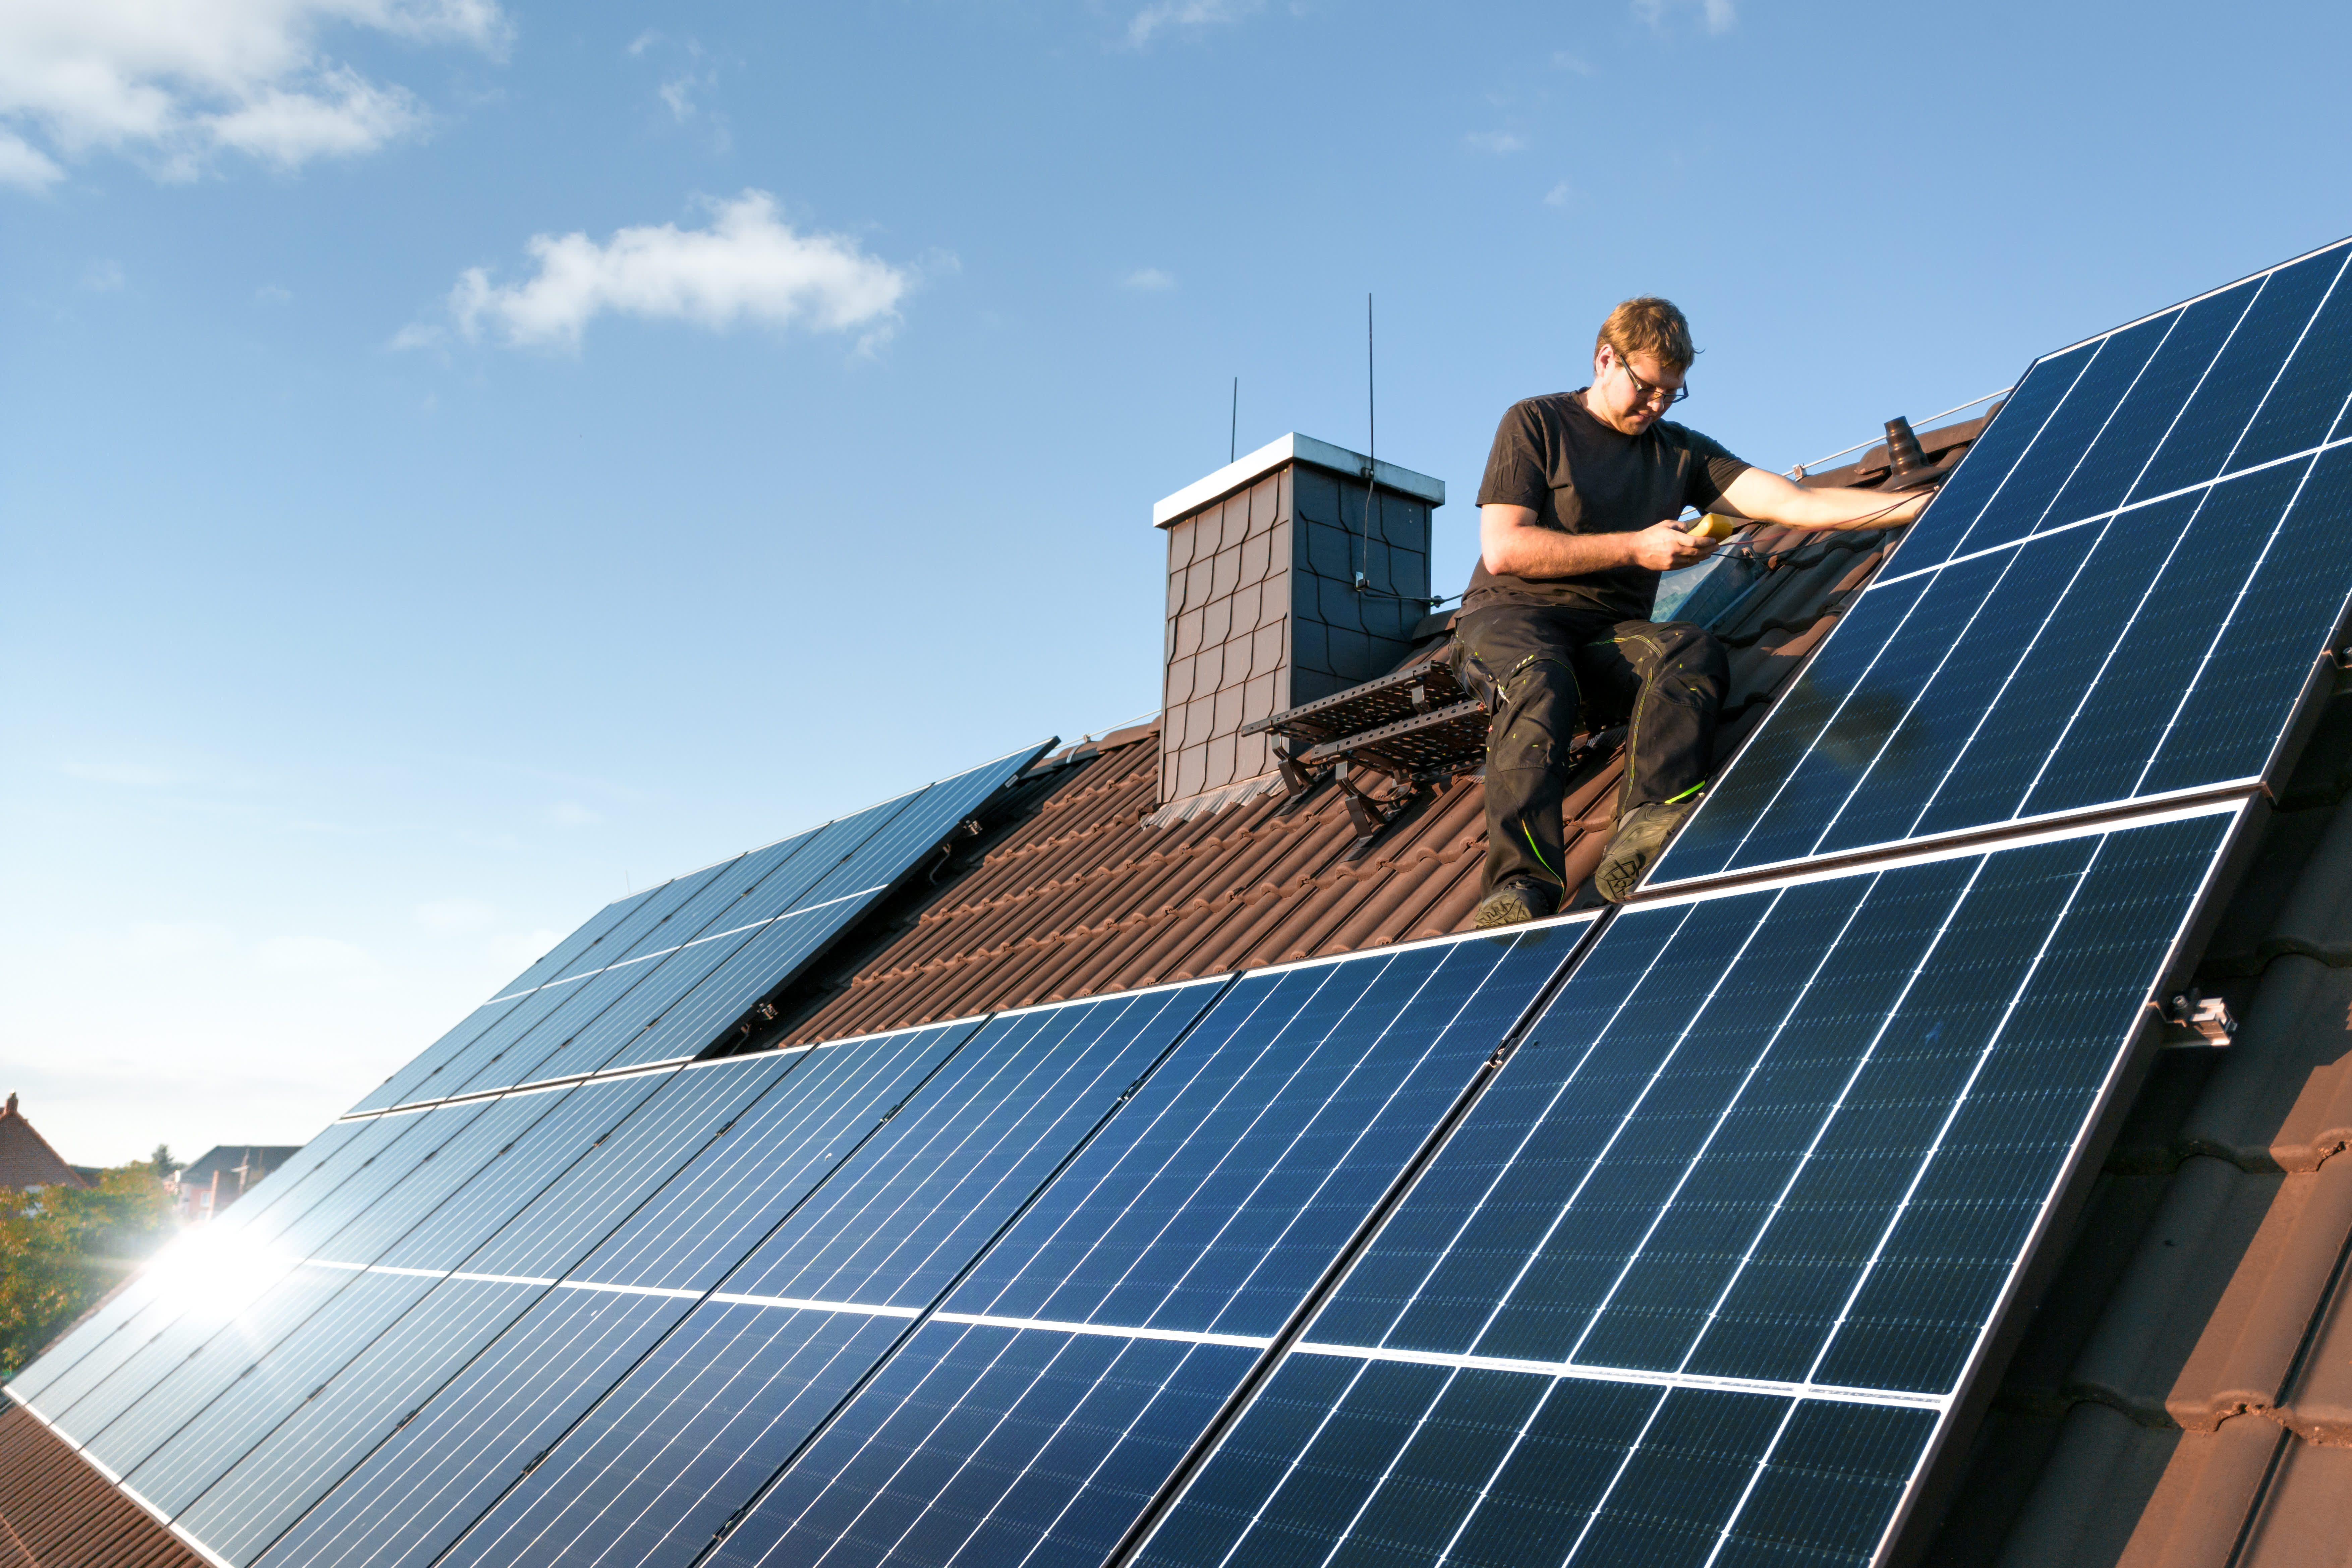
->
xmin=2160 ymin=988 xmax=2236 ymax=1048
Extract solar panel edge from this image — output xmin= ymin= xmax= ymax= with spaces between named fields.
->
xmin=1860 ymin=800 xmax=2263 ymax=1567
xmin=343 ymin=740 xmax=1059 ymax=1116
xmin=2030 ymin=232 xmax=2352 ymax=365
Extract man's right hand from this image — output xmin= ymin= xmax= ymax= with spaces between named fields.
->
xmin=1625 ymin=520 xmax=1718 ymax=571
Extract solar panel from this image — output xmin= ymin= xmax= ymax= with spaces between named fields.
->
xmin=170 ymin=1023 xmax=976 ymax=1567
xmin=701 ymin=925 xmax=1577 ymax=1568
xmin=431 ymin=983 xmax=1224 ymax=1568
xmin=346 ymin=743 xmax=1048 ymax=1112
xmin=122 ymin=1055 xmax=806 ymax=1521
xmin=1130 ymin=805 xmax=2238 ymax=1568
xmin=1651 ymin=240 xmax=2352 ymax=888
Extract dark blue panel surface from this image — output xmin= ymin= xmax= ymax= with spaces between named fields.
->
xmin=1138 ymin=1359 xmax=1932 ymax=1568
xmin=459 ymin=1054 xmax=800 ymax=1282
xmin=708 ymin=1322 xmax=1258 ymax=1568
xmin=569 ymin=1022 xmax=979 ymax=1292
xmin=2129 ymin=250 xmax=2344 ymax=501
xmin=438 ymin=1304 xmax=909 ymax=1568
xmin=431 ymin=984 xmax=1225 ymax=1568
xmin=725 ymin=984 xmax=1225 ymax=1310
xmin=1313 ymin=814 xmax=2226 ymax=1387
xmin=947 ymin=932 xmax=1571 ymax=1339
xmin=693 ymin=930 xmax=1571 ymax=1568
xmin=255 ymin=1288 xmax=691 ymax=1568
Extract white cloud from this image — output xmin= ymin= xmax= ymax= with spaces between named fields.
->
xmin=81 ymin=258 xmax=126 ymax=290
xmin=441 ymin=190 xmax=913 ymax=351
xmin=1551 ymin=50 xmax=1596 ymax=74
xmin=413 ymin=896 xmax=497 ymax=933
xmin=1122 ymin=267 xmax=1175 ymax=291
xmin=256 ymin=282 xmax=292 ymax=302
xmin=1127 ymin=0 xmax=1260 ymax=48
xmin=1465 ymin=131 xmax=1526 ymax=154
xmin=547 ymin=801 xmax=603 ymax=827
xmin=658 ymin=74 xmax=702 ymax=121
xmin=1633 ymin=0 xmax=1737 ymax=33
xmin=1544 ymin=181 xmax=1573 ymax=208
xmin=0 ymin=0 xmax=507 ymax=184
xmin=0 ymin=128 xmax=63 ymax=188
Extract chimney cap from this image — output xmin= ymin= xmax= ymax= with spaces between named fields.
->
xmin=1152 ymin=433 xmax=1445 ymax=528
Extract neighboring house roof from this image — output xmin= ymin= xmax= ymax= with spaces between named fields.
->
xmin=8 ymin=403 xmax=2350 ymax=1567
xmin=0 ymin=1095 xmax=87 ymax=1194
xmin=174 ymin=1147 xmax=301 ymax=1193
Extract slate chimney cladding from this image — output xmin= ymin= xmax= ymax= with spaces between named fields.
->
xmin=1153 ymin=434 xmax=1444 ymax=807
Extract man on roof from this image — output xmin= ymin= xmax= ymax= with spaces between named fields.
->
xmin=1463 ymin=295 xmax=1934 ymax=926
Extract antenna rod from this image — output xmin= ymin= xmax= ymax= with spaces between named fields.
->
xmin=1230 ymin=377 xmax=1238 ymax=464
xmin=1356 ymin=294 xmax=1376 ymax=590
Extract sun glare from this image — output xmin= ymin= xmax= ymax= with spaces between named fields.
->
xmin=144 ymin=1224 xmax=289 ymax=1317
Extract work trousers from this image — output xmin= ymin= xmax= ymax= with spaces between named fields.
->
xmin=1453 ymin=603 xmax=1729 ymax=894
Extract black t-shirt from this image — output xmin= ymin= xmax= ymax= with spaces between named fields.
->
xmin=1464 ymin=390 xmax=1752 ymax=620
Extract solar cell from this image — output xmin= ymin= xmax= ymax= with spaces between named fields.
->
xmin=1131 ymin=806 xmax=2237 ymax=1568
xmin=703 ymin=925 xmax=1577 ymax=1568
xmin=432 ymin=983 xmax=1223 ymax=1568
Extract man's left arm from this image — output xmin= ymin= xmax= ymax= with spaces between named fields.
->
xmin=1717 ymin=466 xmax=1933 ymax=531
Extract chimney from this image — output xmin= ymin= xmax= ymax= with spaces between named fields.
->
xmin=1152 ymin=434 xmax=1444 ymax=808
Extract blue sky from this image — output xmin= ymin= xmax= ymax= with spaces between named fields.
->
xmin=6 ymin=0 xmax=2349 ymax=1165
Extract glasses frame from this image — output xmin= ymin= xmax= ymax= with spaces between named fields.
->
xmin=1609 ymin=345 xmax=1689 ymax=410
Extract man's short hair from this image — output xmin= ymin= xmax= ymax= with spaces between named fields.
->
xmin=1596 ymin=297 xmax=1695 ymax=372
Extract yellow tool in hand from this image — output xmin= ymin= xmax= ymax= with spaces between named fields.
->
xmin=1686 ymin=513 xmax=1739 ymax=541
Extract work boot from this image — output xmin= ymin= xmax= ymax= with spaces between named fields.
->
xmin=1593 ymin=797 xmax=1702 ymax=904
xmin=1473 ymin=877 xmax=1560 ymax=930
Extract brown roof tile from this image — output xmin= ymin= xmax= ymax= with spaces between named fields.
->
xmin=0 ymin=1406 xmax=205 ymax=1568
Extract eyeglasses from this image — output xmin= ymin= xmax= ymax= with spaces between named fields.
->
xmin=1611 ymin=348 xmax=1688 ymax=409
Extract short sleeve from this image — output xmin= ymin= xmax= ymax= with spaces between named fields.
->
xmin=1678 ymin=426 xmax=1752 ymax=511
xmin=1476 ymin=402 xmax=1552 ymax=510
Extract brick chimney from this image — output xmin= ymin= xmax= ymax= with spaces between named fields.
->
xmin=1152 ymin=434 xmax=1443 ymax=809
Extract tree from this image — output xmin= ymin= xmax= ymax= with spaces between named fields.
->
xmin=150 ymin=1143 xmax=181 ymax=1179
xmin=0 ymin=1164 xmax=177 ymax=1379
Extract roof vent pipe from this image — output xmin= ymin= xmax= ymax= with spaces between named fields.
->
xmin=1884 ymin=415 xmax=1932 ymax=483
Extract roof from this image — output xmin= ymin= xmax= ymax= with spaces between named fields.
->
xmin=0 ymin=1096 xmax=87 ymax=1194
